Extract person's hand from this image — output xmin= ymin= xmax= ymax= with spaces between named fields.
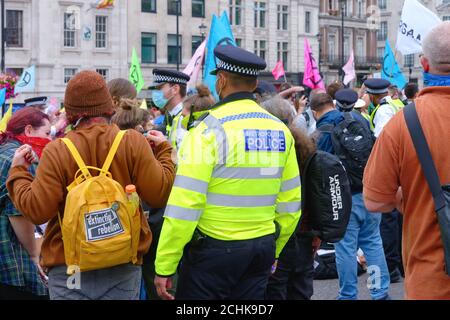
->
xmin=30 ymin=255 xmax=48 ymax=285
xmin=154 ymin=275 xmax=175 ymax=300
xmin=145 ymin=130 xmax=167 ymax=147
xmin=11 ymin=145 xmax=37 ymax=169
xmin=312 ymin=236 xmax=322 ymax=257
xmin=271 ymin=260 xmax=278 ymax=274
xmin=296 ymin=95 xmax=308 ymax=114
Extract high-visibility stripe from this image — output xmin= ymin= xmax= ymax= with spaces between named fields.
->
xmin=207 ymin=193 xmax=278 ymax=207
xmin=203 ymin=114 xmax=228 ymax=165
xmin=212 ymin=166 xmax=283 ymax=179
xmin=164 ymin=205 xmax=203 ymax=221
xmin=276 ymin=201 xmax=302 ymax=213
xmin=280 ymin=175 xmax=301 ymax=192
xmin=219 ymin=112 xmax=281 ymax=124
xmin=173 ymin=175 xmax=209 ymax=194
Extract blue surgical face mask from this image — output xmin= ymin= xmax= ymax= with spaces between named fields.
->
xmin=152 ymin=90 xmax=169 ymax=109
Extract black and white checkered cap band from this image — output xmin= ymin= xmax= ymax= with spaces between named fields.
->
xmin=154 ymin=74 xmax=187 ymax=85
xmin=216 ymin=58 xmax=259 ymax=76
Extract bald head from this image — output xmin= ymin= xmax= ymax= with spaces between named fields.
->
xmin=422 ymin=22 xmax=450 ymax=74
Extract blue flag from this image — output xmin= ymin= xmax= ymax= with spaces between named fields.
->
xmin=382 ymin=41 xmax=407 ymax=89
xmin=0 ymin=88 xmax=6 ymax=107
xmin=203 ymin=12 xmax=236 ymax=98
xmin=15 ymin=65 xmax=36 ymax=94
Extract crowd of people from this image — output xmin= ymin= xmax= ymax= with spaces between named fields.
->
xmin=0 ymin=21 xmax=449 ymax=301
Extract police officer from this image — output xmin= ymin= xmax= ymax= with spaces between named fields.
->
xmin=364 ymin=79 xmax=404 ymax=283
xmin=149 ymin=69 xmax=190 ymax=149
xmin=335 ymin=88 xmax=371 ymax=129
xmin=364 ymin=79 xmax=404 ymax=137
xmin=154 ymin=45 xmax=302 ymax=300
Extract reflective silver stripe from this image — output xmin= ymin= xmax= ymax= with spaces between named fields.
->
xmin=276 ymin=201 xmax=302 ymax=213
xmin=203 ymin=114 xmax=228 ymax=165
xmin=207 ymin=193 xmax=278 ymax=207
xmin=280 ymin=176 xmax=301 ymax=192
xmin=173 ymin=175 xmax=209 ymax=194
xmin=164 ymin=205 xmax=203 ymax=221
xmin=212 ymin=166 xmax=283 ymax=179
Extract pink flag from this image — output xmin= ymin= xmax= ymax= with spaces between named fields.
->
xmin=272 ymin=61 xmax=285 ymax=81
xmin=183 ymin=39 xmax=207 ymax=88
xmin=342 ymin=50 xmax=356 ymax=85
xmin=303 ymin=38 xmax=325 ymax=90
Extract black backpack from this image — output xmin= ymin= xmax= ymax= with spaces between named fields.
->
xmin=318 ymin=112 xmax=375 ymax=193
xmin=301 ymin=150 xmax=352 ymax=243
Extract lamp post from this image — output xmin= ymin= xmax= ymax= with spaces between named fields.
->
xmin=199 ymin=22 xmax=207 ymax=80
xmin=1 ymin=0 xmax=5 ymax=74
xmin=317 ymin=33 xmax=322 ymax=74
xmin=175 ymin=0 xmax=180 ymax=71
xmin=338 ymin=0 xmax=346 ymax=81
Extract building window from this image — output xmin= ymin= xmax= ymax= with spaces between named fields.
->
xmin=168 ymin=0 xmax=181 ymax=15
xmin=305 ymin=11 xmax=311 ymax=34
xmin=192 ymin=0 xmax=205 ymax=18
xmin=64 ymin=68 xmax=77 ymax=84
xmin=357 ymin=0 xmax=365 ymax=18
xmin=95 ymin=16 xmax=107 ymax=49
xmin=378 ymin=0 xmax=387 ymax=10
xmin=96 ymin=68 xmax=109 ymax=81
xmin=229 ymin=0 xmax=242 ymax=25
xmin=254 ymin=40 xmax=266 ymax=61
xmin=142 ymin=0 xmax=156 ymax=13
xmin=142 ymin=32 xmax=157 ymax=63
xmin=6 ymin=68 xmax=23 ymax=77
xmin=168 ymin=34 xmax=182 ymax=64
xmin=357 ymin=37 xmax=364 ymax=59
xmin=377 ymin=47 xmax=384 ymax=63
xmin=64 ymin=12 xmax=77 ymax=48
xmin=277 ymin=5 xmax=288 ymax=30
xmin=404 ymin=54 xmax=415 ymax=67
xmin=443 ymin=16 xmax=450 ymax=21
xmin=192 ymin=35 xmax=203 ymax=55
xmin=344 ymin=36 xmax=350 ymax=58
xmin=235 ymin=38 xmax=242 ymax=47
xmin=254 ymin=2 xmax=266 ymax=28
xmin=377 ymin=21 xmax=388 ymax=41
xmin=277 ymin=42 xmax=288 ymax=69
xmin=328 ymin=35 xmax=336 ymax=61
xmin=6 ymin=10 xmax=23 ymax=47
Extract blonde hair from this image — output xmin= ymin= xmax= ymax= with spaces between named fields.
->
xmin=183 ymin=84 xmax=216 ymax=113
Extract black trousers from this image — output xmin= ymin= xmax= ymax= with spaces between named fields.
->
xmin=266 ymin=235 xmax=314 ymax=300
xmin=176 ymin=233 xmax=276 ymax=300
xmin=380 ymin=209 xmax=403 ymax=273
xmin=0 ymin=283 xmax=48 ymax=300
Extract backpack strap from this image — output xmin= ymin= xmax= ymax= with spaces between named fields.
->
xmin=101 ymin=130 xmax=126 ymax=174
xmin=61 ymin=138 xmax=92 ymax=179
xmin=317 ymin=124 xmax=334 ymax=133
xmin=404 ymin=103 xmax=446 ymax=212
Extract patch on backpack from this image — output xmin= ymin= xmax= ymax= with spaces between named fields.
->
xmin=84 ymin=206 xmax=125 ymax=241
xmin=244 ymin=129 xmax=286 ymax=152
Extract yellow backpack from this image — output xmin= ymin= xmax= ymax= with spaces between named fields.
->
xmin=59 ymin=131 xmax=141 ymax=275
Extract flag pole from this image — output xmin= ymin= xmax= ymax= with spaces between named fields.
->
xmin=283 ymin=73 xmax=287 ymax=83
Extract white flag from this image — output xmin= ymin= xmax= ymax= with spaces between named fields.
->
xmin=342 ymin=50 xmax=356 ymax=85
xmin=183 ymin=40 xmax=206 ymax=89
xmin=396 ymin=0 xmax=441 ymax=55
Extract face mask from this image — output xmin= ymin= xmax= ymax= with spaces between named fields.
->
xmin=15 ymin=135 xmax=51 ymax=159
xmin=215 ymin=77 xmax=225 ymax=100
xmin=152 ymin=90 xmax=169 ymax=109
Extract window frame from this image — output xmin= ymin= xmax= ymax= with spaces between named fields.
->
xmin=5 ymin=10 xmax=23 ymax=48
xmin=95 ymin=16 xmax=108 ymax=49
xmin=167 ymin=34 xmax=182 ymax=65
xmin=142 ymin=32 xmax=157 ymax=64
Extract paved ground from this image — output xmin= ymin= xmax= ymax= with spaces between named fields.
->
xmin=312 ymin=274 xmax=405 ymax=300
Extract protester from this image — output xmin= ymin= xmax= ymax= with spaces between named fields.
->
xmin=111 ymin=99 xmax=152 ymax=134
xmin=107 ymin=78 xmax=138 ymax=111
xmin=363 ymin=21 xmax=450 ymax=300
xmin=154 ymin=45 xmax=301 ymax=300
xmin=260 ymin=94 xmax=296 ymax=125
xmin=266 ymin=127 xmax=319 ymax=300
xmin=6 ymin=71 xmax=176 ymax=300
xmin=311 ymin=92 xmax=390 ymax=300
xmin=180 ymin=84 xmax=215 ymax=130
xmin=0 ymin=107 xmax=50 ymax=300
xmin=326 ymin=81 xmax=344 ymax=100
xmin=404 ymin=83 xmax=419 ymax=105
xmin=254 ymin=80 xmax=277 ymax=104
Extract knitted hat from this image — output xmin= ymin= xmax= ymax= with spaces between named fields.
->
xmin=64 ymin=70 xmax=114 ymax=119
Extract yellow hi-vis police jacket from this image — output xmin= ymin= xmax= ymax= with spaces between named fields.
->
xmin=155 ymin=92 xmax=302 ymax=277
